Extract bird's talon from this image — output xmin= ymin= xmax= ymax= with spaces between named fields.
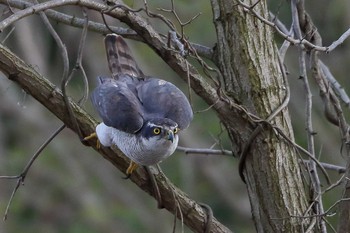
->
xmin=124 ymin=161 xmax=138 ymax=179
xmin=123 ymin=173 xmax=132 ymax=180
xmin=83 ymin=132 xmax=101 ymax=149
xmin=84 ymin=132 xmax=97 ymax=141
xmin=80 ymin=136 xmax=91 ymax=146
xmin=96 ymin=140 xmax=101 ymax=149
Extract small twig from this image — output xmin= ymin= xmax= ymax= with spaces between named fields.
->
xmin=305 ymin=217 xmax=317 ymax=233
xmin=156 ymin=0 xmax=201 ymax=38
xmin=0 ymin=0 xmax=80 ymax=32
xmin=327 ymin=27 xmax=350 ymax=52
xmin=55 ymin=7 xmax=88 ymax=140
xmin=177 ymin=146 xmax=232 ymax=156
xmin=1 ymin=0 xmax=214 ymax=61
xmin=194 ymin=100 xmax=219 ymax=114
xmin=144 ymin=165 xmax=163 ymax=209
xmin=302 ymin=160 xmax=346 ymax=174
xmin=3 ymin=177 xmax=23 ymax=221
xmin=198 ymin=203 xmax=213 ymax=233
xmin=319 ymin=61 xmax=350 ymax=107
xmin=76 ymin=7 xmax=89 ymax=105
xmin=1 ymin=124 xmax=65 ymax=220
xmin=1 ymin=6 xmax=90 ymax=221
xmin=171 ymin=184 xmax=184 ymax=233
xmin=236 ymin=1 xmax=350 ymax=53
xmin=293 ymin=0 xmax=324 ymax=222
xmin=143 ymin=0 xmax=176 ymax=31
xmin=1 ymin=26 xmax=15 ymax=43
xmin=64 ymin=7 xmax=90 ymax=139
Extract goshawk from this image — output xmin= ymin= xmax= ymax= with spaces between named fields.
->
xmin=86 ymin=34 xmax=193 ymax=176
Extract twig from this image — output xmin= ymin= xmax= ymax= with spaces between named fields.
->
xmin=0 ymin=0 xmax=80 ymax=31
xmin=2 ymin=0 xmax=136 ymax=35
xmin=1 ymin=26 xmax=15 ymax=43
xmin=327 ymin=28 xmax=350 ymax=52
xmin=236 ymin=0 xmax=350 ymax=53
xmin=176 ymin=146 xmax=232 ymax=156
xmin=64 ymin=7 xmax=90 ymax=139
xmin=302 ymin=160 xmax=345 ymax=174
xmin=143 ymin=0 xmax=176 ymax=32
xmin=1 ymin=125 xmax=65 ymax=220
xmin=0 ymin=0 xmax=214 ymax=61
xmin=1 ymin=6 xmax=90 ymax=221
xmin=319 ymin=61 xmax=350 ymax=107
xmin=198 ymin=203 xmax=213 ymax=233
xmin=292 ymin=1 xmax=327 ymax=230
xmin=157 ymin=0 xmax=201 ymax=38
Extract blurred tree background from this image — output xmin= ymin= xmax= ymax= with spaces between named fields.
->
xmin=0 ymin=0 xmax=349 ymax=232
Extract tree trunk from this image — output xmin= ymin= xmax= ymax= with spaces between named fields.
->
xmin=211 ymin=0 xmax=310 ymax=232
xmin=337 ymin=160 xmax=350 ymax=232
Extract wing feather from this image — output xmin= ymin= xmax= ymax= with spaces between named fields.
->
xmin=137 ymin=78 xmax=193 ymax=129
xmin=91 ymin=79 xmax=144 ymax=133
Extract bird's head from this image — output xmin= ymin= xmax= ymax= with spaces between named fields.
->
xmin=140 ymin=118 xmax=179 ymax=144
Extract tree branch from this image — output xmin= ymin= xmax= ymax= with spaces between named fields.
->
xmin=0 ymin=0 xmax=214 ymax=60
xmin=0 ymin=43 xmax=232 ymax=233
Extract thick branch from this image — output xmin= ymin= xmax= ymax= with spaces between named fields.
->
xmin=0 ymin=43 xmax=231 ymax=233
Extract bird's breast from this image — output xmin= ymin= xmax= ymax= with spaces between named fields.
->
xmin=110 ymin=128 xmax=178 ymax=166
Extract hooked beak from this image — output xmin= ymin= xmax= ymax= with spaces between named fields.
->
xmin=167 ymin=130 xmax=174 ymax=143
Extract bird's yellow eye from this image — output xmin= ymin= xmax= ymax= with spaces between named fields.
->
xmin=153 ymin=127 xmax=161 ymax=135
xmin=173 ymin=127 xmax=179 ymax=134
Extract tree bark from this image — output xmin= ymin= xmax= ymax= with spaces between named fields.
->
xmin=211 ymin=0 xmax=310 ymax=232
xmin=337 ymin=161 xmax=350 ymax=232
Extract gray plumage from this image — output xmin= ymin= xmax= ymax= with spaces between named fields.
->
xmin=91 ymin=34 xmax=193 ymax=166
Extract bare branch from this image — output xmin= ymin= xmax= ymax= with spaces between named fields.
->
xmin=237 ymin=1 xmax=350 ymax=53
xmin=302 ymin=160 xmax=346 ymax=174
xmin=0 ymin=0 xmax=214 ymax=61
xmin=327 ymin=28 xmax=350 ymax=52
xmin=0 ymin=37 xmax=231 ymax=233
xmin=1 ymin=125 xmax=65 ymax=220
xmin=291 ymin=1 xmax=326 ymax=229
xmin=319 ymin=61 xmax=350 ymax=107
xmin=177 ymin=146 xmax=233 ymax=156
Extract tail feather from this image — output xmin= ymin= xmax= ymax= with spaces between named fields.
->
xmin=104 ymin=34 xmax=144 ymax=79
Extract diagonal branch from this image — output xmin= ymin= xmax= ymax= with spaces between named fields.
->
xmin=0 ymin=42 xmax=232 ymax=233
xmin=0 ymin=0 xmax=214 ymax=60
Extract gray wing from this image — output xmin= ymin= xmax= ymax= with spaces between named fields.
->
xmin=104 ymin=34 xmax=144 ymax=79
xmin=91 ymin=78 xmax=144 ymax=133
xmin=137 ymin=78 xmax=193 ymax=129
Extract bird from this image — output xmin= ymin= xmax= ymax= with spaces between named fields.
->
xmin=85 ymin=34 xmax=193 ymax=177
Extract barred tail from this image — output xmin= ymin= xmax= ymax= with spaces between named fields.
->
xmin=104 ymin=34 xmax=144 ymax=79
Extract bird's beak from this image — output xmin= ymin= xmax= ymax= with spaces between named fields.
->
xmin=167 ymin=130 xmax=174 ymax=143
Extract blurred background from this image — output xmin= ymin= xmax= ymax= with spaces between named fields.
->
xmin=0 ymin=0 xmax=349 ymax=232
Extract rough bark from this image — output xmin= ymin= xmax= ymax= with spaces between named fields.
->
xmin=337 ymin=161 xmax=350 ymax=232
xmin=211 ymin=0 xmax=310 ymax=232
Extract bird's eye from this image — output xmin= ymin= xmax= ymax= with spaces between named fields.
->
xmin=173 ymin=127 xmax=179 ymax=134
xmin=153 ymin=127 xmax=161 ymax=135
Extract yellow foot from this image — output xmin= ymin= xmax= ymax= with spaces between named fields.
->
xmin=83 ymin=132 xmax=101 ymax=149
xmin=124 ymin=161 xmax=138 ymax=179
